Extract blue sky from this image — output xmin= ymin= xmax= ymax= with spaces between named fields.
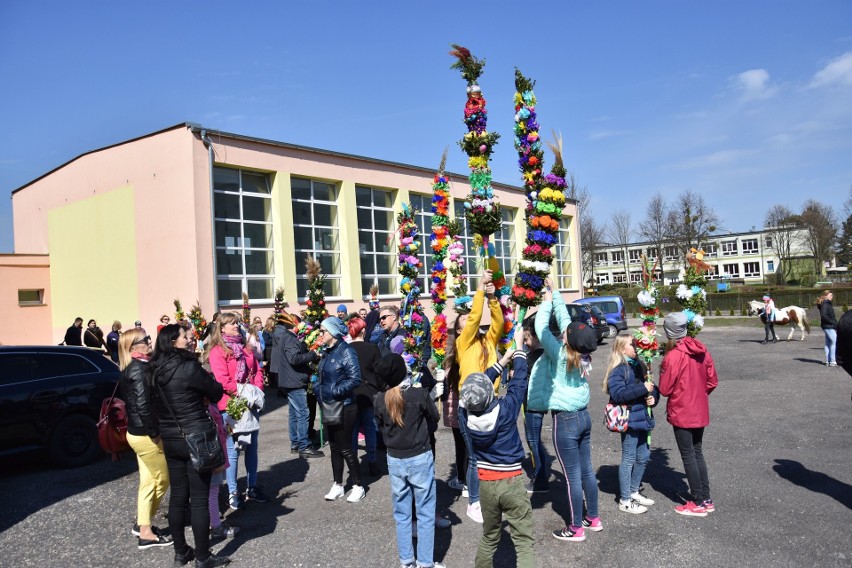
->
xmin=2 ymin=1 xmax=851 ymax=252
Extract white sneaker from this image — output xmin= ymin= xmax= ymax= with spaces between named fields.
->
xmin=462 ymin=487 xmax=469 ymax=498
xmin=324 ymin=483 xmax=345 ymax=501
xmin=631 ymin=491 xmax=655 ymax=506
xmin=466 ymin=502 xmax=483 ymax=523
xmin=346 ymin=484 xmax=366 ymax=502
xmin=619 ymin=499 xmax=648 ymax=514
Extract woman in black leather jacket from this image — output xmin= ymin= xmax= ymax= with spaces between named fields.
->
xmin=147 ymin=324 xmax=229 ymax=568
xmin=317 ymin=317 xmax=364 ymax=503
xmin=119 ymin=328 xmax=172 ymax=550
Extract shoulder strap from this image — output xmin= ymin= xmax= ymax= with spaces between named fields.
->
xmin=156 ymin=383 xmax=186 ymax=438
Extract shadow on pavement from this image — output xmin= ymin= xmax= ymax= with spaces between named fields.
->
xmin=793 ymin=357 xmax=826 ymax=365
xmin=772 ymin=459 xmax=852 ymax=510
xmin=642 ymin=447 xmax=688 ymax=504
xmin=0 ymin=450 xmax=137 ymax=533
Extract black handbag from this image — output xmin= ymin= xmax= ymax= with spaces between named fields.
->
xmin=320 ymin=398 xmax=344 ymax=426
xmin=157 ymin=385 xmax=225 ymax=472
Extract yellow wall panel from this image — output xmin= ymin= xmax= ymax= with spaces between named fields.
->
xmin=48 ymin=186 xmax=138 ymax=330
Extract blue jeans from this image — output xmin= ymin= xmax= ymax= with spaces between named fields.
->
xmin=619 ymin=430 xmax=650 ymax=501
xmin=524 ymin=410 xmax=548 ymax=486
xmin=552 ymin=409 xmax=598 ymax=528
xmin=285 ymin=387 xmax=310 ymax=451
xmin=351 ymin=405 xmax=377 ymax=463
xmin=387 ymin=451 xmax=437 ymax=567
xmin=824 ymin=328 xmax=837 ymax=364
xmin=457 ymin=409 xmax=480 ymax=504
xmin=225 ymin=410 xmax=259 ymax=495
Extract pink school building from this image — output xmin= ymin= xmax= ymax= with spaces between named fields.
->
xmin=4 ymin=123 xmax=581 ymax=346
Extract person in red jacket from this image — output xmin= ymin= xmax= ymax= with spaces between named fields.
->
xmin=659 ymin=312 xmax=718 ymax=517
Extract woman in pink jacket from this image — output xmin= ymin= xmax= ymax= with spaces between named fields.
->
xmin=206 ymin=312 xmax=268 ymax=511
xmin=659 ymin=312 xmax=718 ymax=518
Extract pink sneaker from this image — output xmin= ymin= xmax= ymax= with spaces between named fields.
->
xmin=552 ymin=526 xmax=585 ymax=542
xmin=701 ymin=499 xmax=715 ymax=512
xmin=675 ymin=501 xmax=708 ymax=517
xmin=582 ymin=516 xmax=603 ymax=532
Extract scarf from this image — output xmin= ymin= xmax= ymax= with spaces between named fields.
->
xmin=130 ymin=352 xmax=149 ymax=362
xmin=223 ymin=333 xmax=249 ymax=384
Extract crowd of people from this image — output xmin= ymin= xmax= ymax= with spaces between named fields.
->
xmin=95 ymin=280 xmax=852 ymax=567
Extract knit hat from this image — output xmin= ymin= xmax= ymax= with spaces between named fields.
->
xmin=664 ymin=312 xmax=688 ymax=340
xmin=382 ymin=354 xmax=408 ymax=388
xmin=321 ymin=316 xmax=348 ymax=339
xmin=337 ymin=304 xmax=348 ymax=314
xmin=460 ymin=372 xmax=494 ymax=412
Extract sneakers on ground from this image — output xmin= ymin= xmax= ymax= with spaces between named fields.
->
xmin=436 ymin=516 xmax=452 ymax=529
xmin=462 ymin=487 xmax=469 ymax=498
xmin=829 ymin=361 xmax=837 ymax=367
xmin=196 ymin=553 xmax=230 ymax=567
xmin=245 ymin=486 xmax=269 ymax=503
xmin=324 ymin=483 xmax=345 ymax=501
xmin=619 ymin=499 xmax=648 ymax=514
xmin=631 ymin=491 xmax=655 ymax=506
xmin=552 ymin=526 xmax=585 ymax=542
xmin=447 ymin=478 xmax=466 ymax=492
xmin=466 ymin=502 xmax=483 ymax=524
xmin=290 ymin=446 xmax=300 ymax=454
xmin=228 ymin=491 xmax=241 ymax=511
xmin=346 ymin=484 xmax=366 ymax=503
xmin=210 ymin=522 xmax=239 ymax=540
xmin=138 ymin=534 xmax=174 ymax=550
xmin=582 ymin=516 xmax=603 ymax=532
xmin=701 ymin=499 xmax=715 ymax=512
xmin=674 ymin=501 xmax=708 ymax=517
xmin=300 ymin=448 xmax=325 ymax=459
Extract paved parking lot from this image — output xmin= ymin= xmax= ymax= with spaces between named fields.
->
xmin=1 ymin=326 xmax=849 ymax=568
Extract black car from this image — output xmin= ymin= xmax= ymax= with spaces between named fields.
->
xmin=546 ymin=303 xmax=610 ymax=345
xmin=0 ymin=346 xmax=120 ymax=467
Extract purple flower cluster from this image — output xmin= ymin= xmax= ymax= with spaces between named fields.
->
xmin=528 ymin=230 xmax=557 ymax=246
xmin=516 ymin=272 xmax=544 ymax=289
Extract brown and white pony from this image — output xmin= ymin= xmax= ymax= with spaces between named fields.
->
xmin=747 ymin=300 xmax=810 ymax=341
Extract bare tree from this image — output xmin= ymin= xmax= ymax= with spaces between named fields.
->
xmin=799 ymin=199 xmax=838 ymax=275
xmin=580 ymin=212 xmax=607 ymax=287
xmin=608 ymin=210 xmax=632 ymax=280
xmin=668 ymin=190 xmax=718 ymax=254
xmin=564 ymin=171 xmax=591 ymax=216
xmin=638 ymin=192 xmax=670 ymax=273
xmin=764 ymin=204 xmax=802 ymax=282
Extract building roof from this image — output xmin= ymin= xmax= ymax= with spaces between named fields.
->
xmin=12 ymin=122 xmax=563 ymax=200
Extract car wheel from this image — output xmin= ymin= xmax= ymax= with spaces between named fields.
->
xmin=48 ymin=414 xmax=101 ymax=468
xmin=608 ymin=325 xmax=619 ymax=338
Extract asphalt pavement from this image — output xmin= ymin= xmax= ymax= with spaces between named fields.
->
xmin=1 ymin=326 xmax=850 ymax=568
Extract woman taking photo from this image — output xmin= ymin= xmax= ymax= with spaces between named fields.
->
xmin=453 ymin=268 xmax=504 ymax=524
xmin=659 ymin=312 xmax=718 ymax=517
xmin=119 ymin=328 xmax=171 ymax=550
xmin=207 ymin=312 xmax=267 ymax=511
xmin=347 ymin=316 xmax=385 ymax=477
xmin=147 ymin=324 xmax=229 ymax=567
xmin=535 ymin=284 xmax=600 ymax=542
xmin=317 ymin=316 xmax=364 ymax=502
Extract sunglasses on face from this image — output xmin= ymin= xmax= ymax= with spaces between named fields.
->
xmin=380 ymin=314 xmax=394 ymax=321
xmin=132 ymin=336 xmax=151 ymax=346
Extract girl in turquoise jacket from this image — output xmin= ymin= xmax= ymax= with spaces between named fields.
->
xmin=534 ymin=284 xmax=600 ymax=542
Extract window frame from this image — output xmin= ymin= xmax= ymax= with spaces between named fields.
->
xmin=291 ymin=177 xmax=343 ymax=300
xmin=741 ymin=238 xmax=759 ymax=255
xmin=213 ymin=167 xmax=275 ymax=306
xmin=356 ymin=185 xmax=398 ymax=299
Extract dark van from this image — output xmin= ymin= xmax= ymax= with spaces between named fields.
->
xmin=578 ymin=295 xmax=627 ymax=338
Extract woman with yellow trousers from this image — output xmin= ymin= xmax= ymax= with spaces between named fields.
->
xmin=119 ymin=328 xmax=172 ymax=549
